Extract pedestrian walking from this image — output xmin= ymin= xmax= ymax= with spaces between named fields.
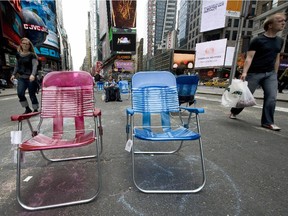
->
xmin=229 ymin=13 xmax=286 ymax=131
xmin=10 ymin=37 xmax=39 ymax=114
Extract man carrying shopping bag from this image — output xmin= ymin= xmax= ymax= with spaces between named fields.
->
xmin=229 ymin=13 xmax=286 ymax=131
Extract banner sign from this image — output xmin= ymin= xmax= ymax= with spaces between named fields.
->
xmin=200 ymin=0 xmax=227 ymax=32
xmin=226 ymin=0 xmax=242 ymax=17
xmin=195 ymin=39 xmax=227 ymax=68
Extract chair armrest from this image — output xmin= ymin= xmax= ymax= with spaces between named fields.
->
xmin=126 ymin=108 xmax=134 ymax=116
xmin=179 ymin=107 xmax=205 ymax=114
xmin=93 ymin=108 xmax=102 ymax=117
xmin=11 ymin=112 xmax=40 ymax=122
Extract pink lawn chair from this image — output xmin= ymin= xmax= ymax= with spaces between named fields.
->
xmin=11 ymin=71 xmax=103 ymax=210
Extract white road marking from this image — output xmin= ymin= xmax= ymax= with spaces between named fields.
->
xmin=196 ymin=96 xmax=288 ymax=113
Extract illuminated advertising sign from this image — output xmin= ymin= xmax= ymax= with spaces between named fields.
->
xmin=0 ymin=2 xmax=24 ymax=46
xmin=21 ymin=0 xmax=59 ymax=49
xmin=111 ymin=0 xmax=137 ymax=28
xmin=172 ymin=50 xmax=195 ymax=69
xmin=112 ymin=33 xmax=136 ymax=53
xmin=34 ymin=46 xmax=60 ymax=59
xmin=114 ymin=60 xmax=134 ymax=72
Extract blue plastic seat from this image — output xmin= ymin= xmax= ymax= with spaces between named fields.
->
xmin=126 ymin=71 xmax=206 ymax=193
xmin=96 ymin=81 xmax=104 ymax=91
xmin=176 ymin=75 xmax=199 ymax=106
xmin=118 ymin=80 xmax=130 ymax=100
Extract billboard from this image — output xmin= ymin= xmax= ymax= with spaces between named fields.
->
xmin=200 ymin=0 xmax=227 ymax=33
xmin=111 ymin=28 xmax=136 ymax=53
xmin=114 ymin=60 xmax=134 ymax=72
xmin=21 ymin=0 xmax=58 ymax=49
xmin=172 ymin=50 xmax=195 ymax=69
xmin=226 ymin=0 xmax=242 ymax=17
xmin=111 ymin=0 xmax=137 ymax=28
xmin=0 ymin=2 xmax=24 ymax=48
xmin=195 ymin=39 xmax=227 ymax=68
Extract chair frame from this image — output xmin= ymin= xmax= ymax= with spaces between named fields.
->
xmin=176 ymin=75 xmax=200 ymax=127
xmin=11 ymin=71 xmax=103 ymax=211
xmin=118 ymin=80 xmax=131 ymax=100
xmin=126 ymin=71 xmax=206 ymax=193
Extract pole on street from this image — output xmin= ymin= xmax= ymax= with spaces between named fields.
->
xmin=228 ymin=0 xmax=247 ymax=85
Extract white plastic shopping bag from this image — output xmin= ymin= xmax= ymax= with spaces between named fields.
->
xmin=236 ymin=81 xmax=256 ymax=108
xmin=221 ymin=79 xmax=243 ymax=107
xmin=221 ymin=79 xmax=256 ymax=108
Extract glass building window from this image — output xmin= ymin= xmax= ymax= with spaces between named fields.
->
xmin=248 ymin=20 xmax=253 ymax=28
xmin=232 ymin=31 xmax=237 ymax=40
xmin=234 ymin=19 xmax=239 ymax=28
xmin=225 ymin=31 xmax=230 ymax=40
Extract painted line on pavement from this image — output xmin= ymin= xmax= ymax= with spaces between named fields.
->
xmin=196 ymin=96 xmax=288 ymax=113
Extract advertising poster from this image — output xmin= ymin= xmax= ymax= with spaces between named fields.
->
xmin=226 ymin=0 xmax=242 ymax=18
xmin=114 ymin=60 xmax=134 ymax=72
xmin=172 ymin=50 xmax=195 ymax=69
xmin=195 ymin=38 xmax=227 ymax=68
xmin=111 ymin=28 xmax=136 ymax=53
xmin=21 ymin=0 xmax=59 ymax=49
xmin=0 ymin=2 xmax=24 ymax=48
xmin=111 ymin=0 xmax=137 ymax=28
xmin=200 ymin=0 xmax=227 ymax=33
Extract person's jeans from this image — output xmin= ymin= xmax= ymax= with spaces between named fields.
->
xmin=231 ymin=71 xmax=278 ymax=125
xmin=17 ymin=78 xmax=39 ymax=110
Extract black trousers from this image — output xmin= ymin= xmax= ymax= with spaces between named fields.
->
xmin=105 ymin=87 xmax=121 ymax=101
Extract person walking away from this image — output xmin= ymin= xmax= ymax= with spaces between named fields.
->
xmin=10 ymin=37 xmax=39 ymax=114
xmin=229 ymin=13 xmax=286 ymax=131
xmin=278 ymin=68 xmax=288 ymax=93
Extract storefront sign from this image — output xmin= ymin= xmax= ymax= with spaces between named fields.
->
xmin=4 ymin=53 xmax=16 ymax=66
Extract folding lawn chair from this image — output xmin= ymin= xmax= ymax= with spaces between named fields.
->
xmin=118 ymin=80 xmax=130 ymax=100
xmin=126 ymin=71 xmax=206 ymax=193
xmin=176 ymin=75 xmax=199 ymax=107
xmin=176 ymin=75 xmax=199 ymax=127
xmin=10 ymin=71 xmax=103 ymax=210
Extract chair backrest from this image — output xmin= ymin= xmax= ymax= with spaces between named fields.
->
xmin=118 ymin=80 xmax=129 ymax=93
xmin=97 ymin=81 xmax=104 ymax=91
xmin=41 ymin=71 xmax=95 ymax=138
xmin=131 ymin=71 xmax=179 ymax=130
xmin=176 ymin=75 xmax=199 ymax=97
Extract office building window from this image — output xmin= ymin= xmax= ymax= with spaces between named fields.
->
xmin=232 ymin=31 xmax=237 ymax=40
xmin=234 ymin=19 xmax=239 ymax=28
xmin=225 ymin=31 xmax=230 ymax=40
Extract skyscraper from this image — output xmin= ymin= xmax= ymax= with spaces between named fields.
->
xmin=147 ymin=0 xmax=177 ymax=58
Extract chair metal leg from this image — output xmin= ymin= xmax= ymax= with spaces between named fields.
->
xmin=16 ymin=140 xmax=101 ymax=211
xmin=134 ymin=141 xmax=183 ymax=154
xmin=132 ymin=138 xmax=206 ymax=194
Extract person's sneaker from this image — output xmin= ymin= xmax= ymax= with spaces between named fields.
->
xmin=261 ymin=124 xmax=281 ymax=131
xmin=229 ymin=113 xmax=237 ymax=119
xmin=23 ymin=108 xmax=32 ymax=114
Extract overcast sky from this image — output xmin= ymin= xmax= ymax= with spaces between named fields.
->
xmin=62 ymin=0 xmax=147 ymax=70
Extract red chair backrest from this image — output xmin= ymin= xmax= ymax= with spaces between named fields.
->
xmin=41 ymin=71 xmax=95 ymax=139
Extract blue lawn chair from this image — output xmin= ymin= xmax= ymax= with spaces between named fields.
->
xmin=118 ymin=80 xmax=130 ymax=100
xmin=126 ymin=71 xmax=206 ymax=193
xmin=176 ymin=75 xmax=199 ymax=107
